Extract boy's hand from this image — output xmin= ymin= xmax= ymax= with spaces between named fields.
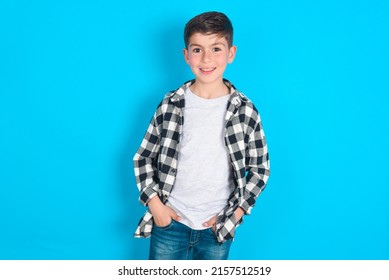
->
xmin=203 ymin=207 xmax=245 ymax=232
xmin=203 ymin=216 xmax=217 ymax=232
xmin=234 ymin=207 xmax=245 ymax=221
xmin=148 ymin=196 xmax=181 ymax=227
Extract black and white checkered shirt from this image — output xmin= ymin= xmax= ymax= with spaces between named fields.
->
xmin=133 ymin=79 xmax=270 ymax=243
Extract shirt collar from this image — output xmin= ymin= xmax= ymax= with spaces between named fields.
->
xmin=168 ymin=79 xmax=247 ymax=107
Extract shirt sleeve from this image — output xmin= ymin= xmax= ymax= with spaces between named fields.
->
xmin=239 ymin=118 xmax=270 ymax=214
xmin=133 ymin=105 xmax=163 ymax=206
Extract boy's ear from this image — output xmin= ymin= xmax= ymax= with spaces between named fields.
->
xmin=228 ymin=46 xmax=237 ymax=64
xmin=183 ymin=48 xmax=190 ymax=64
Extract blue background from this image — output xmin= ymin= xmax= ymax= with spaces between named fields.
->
xmin=1 ymin=0 xmax=388 ymax=260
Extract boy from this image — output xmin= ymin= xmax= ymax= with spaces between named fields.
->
xmin=133 ymin=11 xmax=270 ymax=260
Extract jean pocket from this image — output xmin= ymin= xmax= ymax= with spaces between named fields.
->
xmin=206 ymin=227 xmax=218 ymax=240
xmin=153 ymin=219 xmax=175 ymax=230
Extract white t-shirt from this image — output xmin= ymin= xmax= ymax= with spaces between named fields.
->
xmin=166 ymin=86 xmax=234 ymax=229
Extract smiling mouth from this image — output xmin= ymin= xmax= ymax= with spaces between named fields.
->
xmin=199 ymin=67 xmax=216 ymax=73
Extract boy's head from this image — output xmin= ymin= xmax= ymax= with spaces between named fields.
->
xmin=184 ymin=11 xmax=233 ymax=49
xmin=183 ymin=12 xmax=237 ymax=87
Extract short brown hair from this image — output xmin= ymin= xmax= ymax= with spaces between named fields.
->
xmin=184 ymin=11 xmax=233 ymax=49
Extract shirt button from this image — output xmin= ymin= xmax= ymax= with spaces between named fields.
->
xmin=171 ymin=168 xmax=176 ymax=174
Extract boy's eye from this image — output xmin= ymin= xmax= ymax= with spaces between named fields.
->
xmin=212 ymin=47 xmax=222 ymax=52
xmin=192 ymin=48 xmax=201 ymax=53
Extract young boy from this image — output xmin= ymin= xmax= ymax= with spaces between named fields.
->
xmin=133 ymin=11 xmax=270 ymax=260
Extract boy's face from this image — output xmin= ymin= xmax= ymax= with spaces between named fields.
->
xmin=183 ymin=33 xmax=236 ymax=86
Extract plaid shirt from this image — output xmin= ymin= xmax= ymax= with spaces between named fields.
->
xmin=133 ymin=79 xmax=270 ymax=243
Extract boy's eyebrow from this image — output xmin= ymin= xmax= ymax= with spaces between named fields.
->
xmin=189 ymin=42 xmax=226 ymax=48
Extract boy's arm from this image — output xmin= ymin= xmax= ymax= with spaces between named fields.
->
xmin=240 ymin=119 xmax=270 ymax=214
xmin=133 ymin=107 xmax=162 ymax=206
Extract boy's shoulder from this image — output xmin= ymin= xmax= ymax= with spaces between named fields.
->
xmin=156 ymin=80 xmax=189 ymax=108
xmin=227 ymin=82 xmax=259 ymax=116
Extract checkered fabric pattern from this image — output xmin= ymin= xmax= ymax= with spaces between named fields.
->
xmin=133 ymin=79 xmax=270 ymax=243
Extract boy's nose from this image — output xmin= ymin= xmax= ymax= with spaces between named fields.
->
xmin=201 ymin=51 xmax=211 ymax=63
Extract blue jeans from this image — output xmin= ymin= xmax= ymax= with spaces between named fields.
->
xmin=149 ymin=220 xmax=233 ymax=260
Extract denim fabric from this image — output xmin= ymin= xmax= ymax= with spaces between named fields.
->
xmin=149 ymin=220 xmax=233 ymax=260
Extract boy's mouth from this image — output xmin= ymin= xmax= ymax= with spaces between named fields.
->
xmin=199 ymin=67 xmax=216 ymax=74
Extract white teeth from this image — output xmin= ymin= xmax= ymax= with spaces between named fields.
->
xmin=201 ymin=68 xmax=215 ymax=71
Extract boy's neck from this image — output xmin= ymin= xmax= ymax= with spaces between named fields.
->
xmin=189 ymin=79 xmax=230 ymax=99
